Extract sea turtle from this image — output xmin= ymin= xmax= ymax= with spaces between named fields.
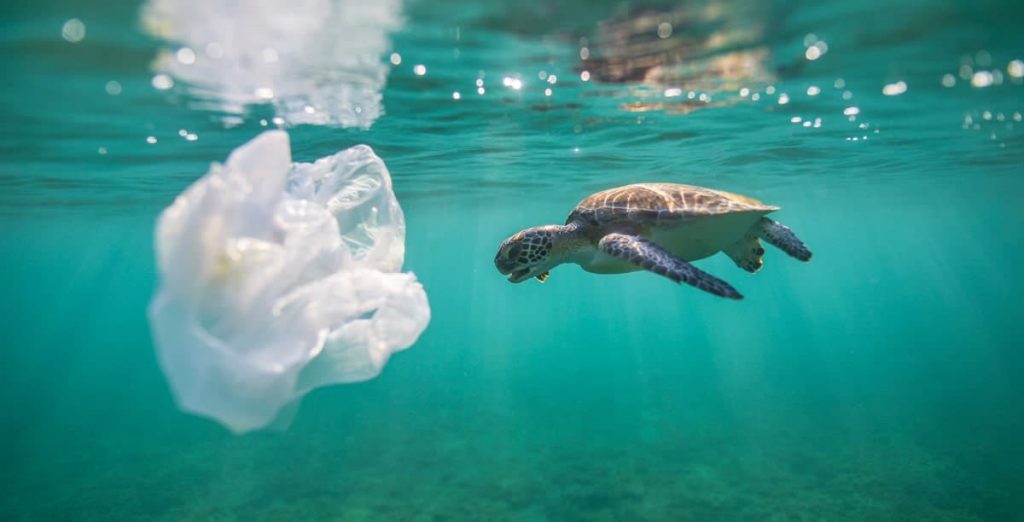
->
xmin=494 ymin=183 xmax=811 ymax=299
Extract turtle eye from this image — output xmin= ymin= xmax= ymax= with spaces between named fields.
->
xmin=508 ymin=244 xmax=522 ymax=259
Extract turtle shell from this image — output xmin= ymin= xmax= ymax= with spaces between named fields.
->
xmin=566 ymin=183 xmax=778 ymax=228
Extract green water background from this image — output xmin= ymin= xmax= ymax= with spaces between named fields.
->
xmin=3 ymin=0 xmax=1024 ymax=519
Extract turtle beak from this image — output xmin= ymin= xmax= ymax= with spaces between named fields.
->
xmin=496 ymin=255 xmax=532 ymax=283
xmin=494 ymin=255 xmax=515 ymax=276
xmin=508 ymin=268 xmax=531 ymax=283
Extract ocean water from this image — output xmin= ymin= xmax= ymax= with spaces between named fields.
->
xmin=3 ymin=0 xmax=1024 ymax=519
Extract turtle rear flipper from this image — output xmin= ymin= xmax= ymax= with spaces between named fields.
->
xmin=598 ymin=233 xmax=743 ymax=299
xmin=757 ymin=218 xmax=812 ymax=261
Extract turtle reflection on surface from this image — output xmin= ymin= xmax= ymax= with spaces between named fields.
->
xmin=580 ymin=2 xmax=779 ymax=114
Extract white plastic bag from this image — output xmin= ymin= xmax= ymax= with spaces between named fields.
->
xmin=149 ymin=131 xmax=429 ymax=433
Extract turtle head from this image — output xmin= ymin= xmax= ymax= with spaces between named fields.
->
xmin=495 ymin=226 xmax=560 ymax=284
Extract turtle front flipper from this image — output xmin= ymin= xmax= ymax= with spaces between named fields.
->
xmin=757 ymin=218 xmax=812 ymax=261
xmin=598 ymin=233 xmax=743 ymax=299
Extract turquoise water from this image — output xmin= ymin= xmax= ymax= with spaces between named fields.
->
xmin=3 ymin=0 xmax=1024 ymax=519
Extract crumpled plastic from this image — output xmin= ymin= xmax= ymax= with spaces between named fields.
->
xmin=148 ymin=130 xmax=429 ymax=433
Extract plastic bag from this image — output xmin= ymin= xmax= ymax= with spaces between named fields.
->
xmin=149 ymin=131 xmax=429 ymax=433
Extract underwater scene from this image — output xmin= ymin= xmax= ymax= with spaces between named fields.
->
xmin=2 ymin=0 xmax=1024 ymax=519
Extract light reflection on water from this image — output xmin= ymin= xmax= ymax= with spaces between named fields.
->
xmin=142 ymin=0 xmax=403 ymax=128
